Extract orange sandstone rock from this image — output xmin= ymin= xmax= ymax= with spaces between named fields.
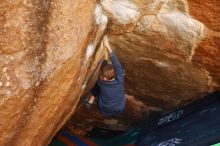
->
xmin=0 ymin=0 xmax=220 ymax=145
xmin=0 ymin=0 xmax=107 ymax=145
xmin=69 ymin=0 xmax=220 ymax=135
xmin=101 ymin=0 xmax=219 ymax=108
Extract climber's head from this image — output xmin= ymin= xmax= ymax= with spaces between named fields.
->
xmin=100 ymin=64 xmax=116 ymax=81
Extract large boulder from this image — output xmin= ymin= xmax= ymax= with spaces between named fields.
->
xmin=69 ymin=0 xmax=220 ymax=133
xmin=0 ymin=0 xmax=219 ymax=145
xmin=0 ymin=0 xmax=107 ymax=145
xmin=188 ymin=0 xmax=220 ymax=85
xmin=101 ymin=0 xmax=220 ymax=108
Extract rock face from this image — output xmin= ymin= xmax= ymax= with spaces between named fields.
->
xmin=69 ymin=0 xmax=220 ymax=134
xmin=0 ymin=0 xmax=220 ymax=145
xmin=188 ymin=0 xmax=220 ymax=85
xmin=0 ymin=0 xmax=107 ymax=145
xmin=101 ymin=0 xmax=220 ymax=108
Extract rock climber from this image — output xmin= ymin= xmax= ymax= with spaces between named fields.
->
xmin=84 ymin=36 xmax=125 ymax=116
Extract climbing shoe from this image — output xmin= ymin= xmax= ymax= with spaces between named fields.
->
xmin=81 ymin=96 xmax=89 ymax=103
xmin=85 ymin=102 xmax=93 ymax=110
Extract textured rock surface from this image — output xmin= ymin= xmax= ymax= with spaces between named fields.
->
xmin=188 ymin=0 xmax=220 ymax=85
xmin=0 ymin=0 xmax=107 ymax=145
xmin=0 ymin=0 xmax=220 ymax=145
xmin=188 ymin=0 xmax=220 ymax=32
xmin=69 ymin=0 xmax=219 ymax=134
xmin=101 ymin=0 xmax=220 ymax=108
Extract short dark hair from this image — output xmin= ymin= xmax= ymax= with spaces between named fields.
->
xmin=100 ymin=64 xmax=116 ymax=80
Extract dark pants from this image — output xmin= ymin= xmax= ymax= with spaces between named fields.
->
xmin=91 ymin=83 xmax=99 ymax=98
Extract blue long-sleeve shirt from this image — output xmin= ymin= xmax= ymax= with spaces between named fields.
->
xmin=97 ymin=52 xmax=125 ymax=116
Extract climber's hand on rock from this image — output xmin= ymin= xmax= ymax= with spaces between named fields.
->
xmin=103 ymin=36 xmax=110 ymax=48
xmin=103 ymin=36 xmax=112 ymax=53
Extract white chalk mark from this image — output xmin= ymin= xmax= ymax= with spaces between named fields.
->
xmin=95 ymin=4 xmax=108 ymax=31
xmin=85 ymin=44 xmax=94 ymax=63
xmin=101 ymin=0 xmax=140 ymax=24
xmin=81 ymin=84 xmax=86 ymax=89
